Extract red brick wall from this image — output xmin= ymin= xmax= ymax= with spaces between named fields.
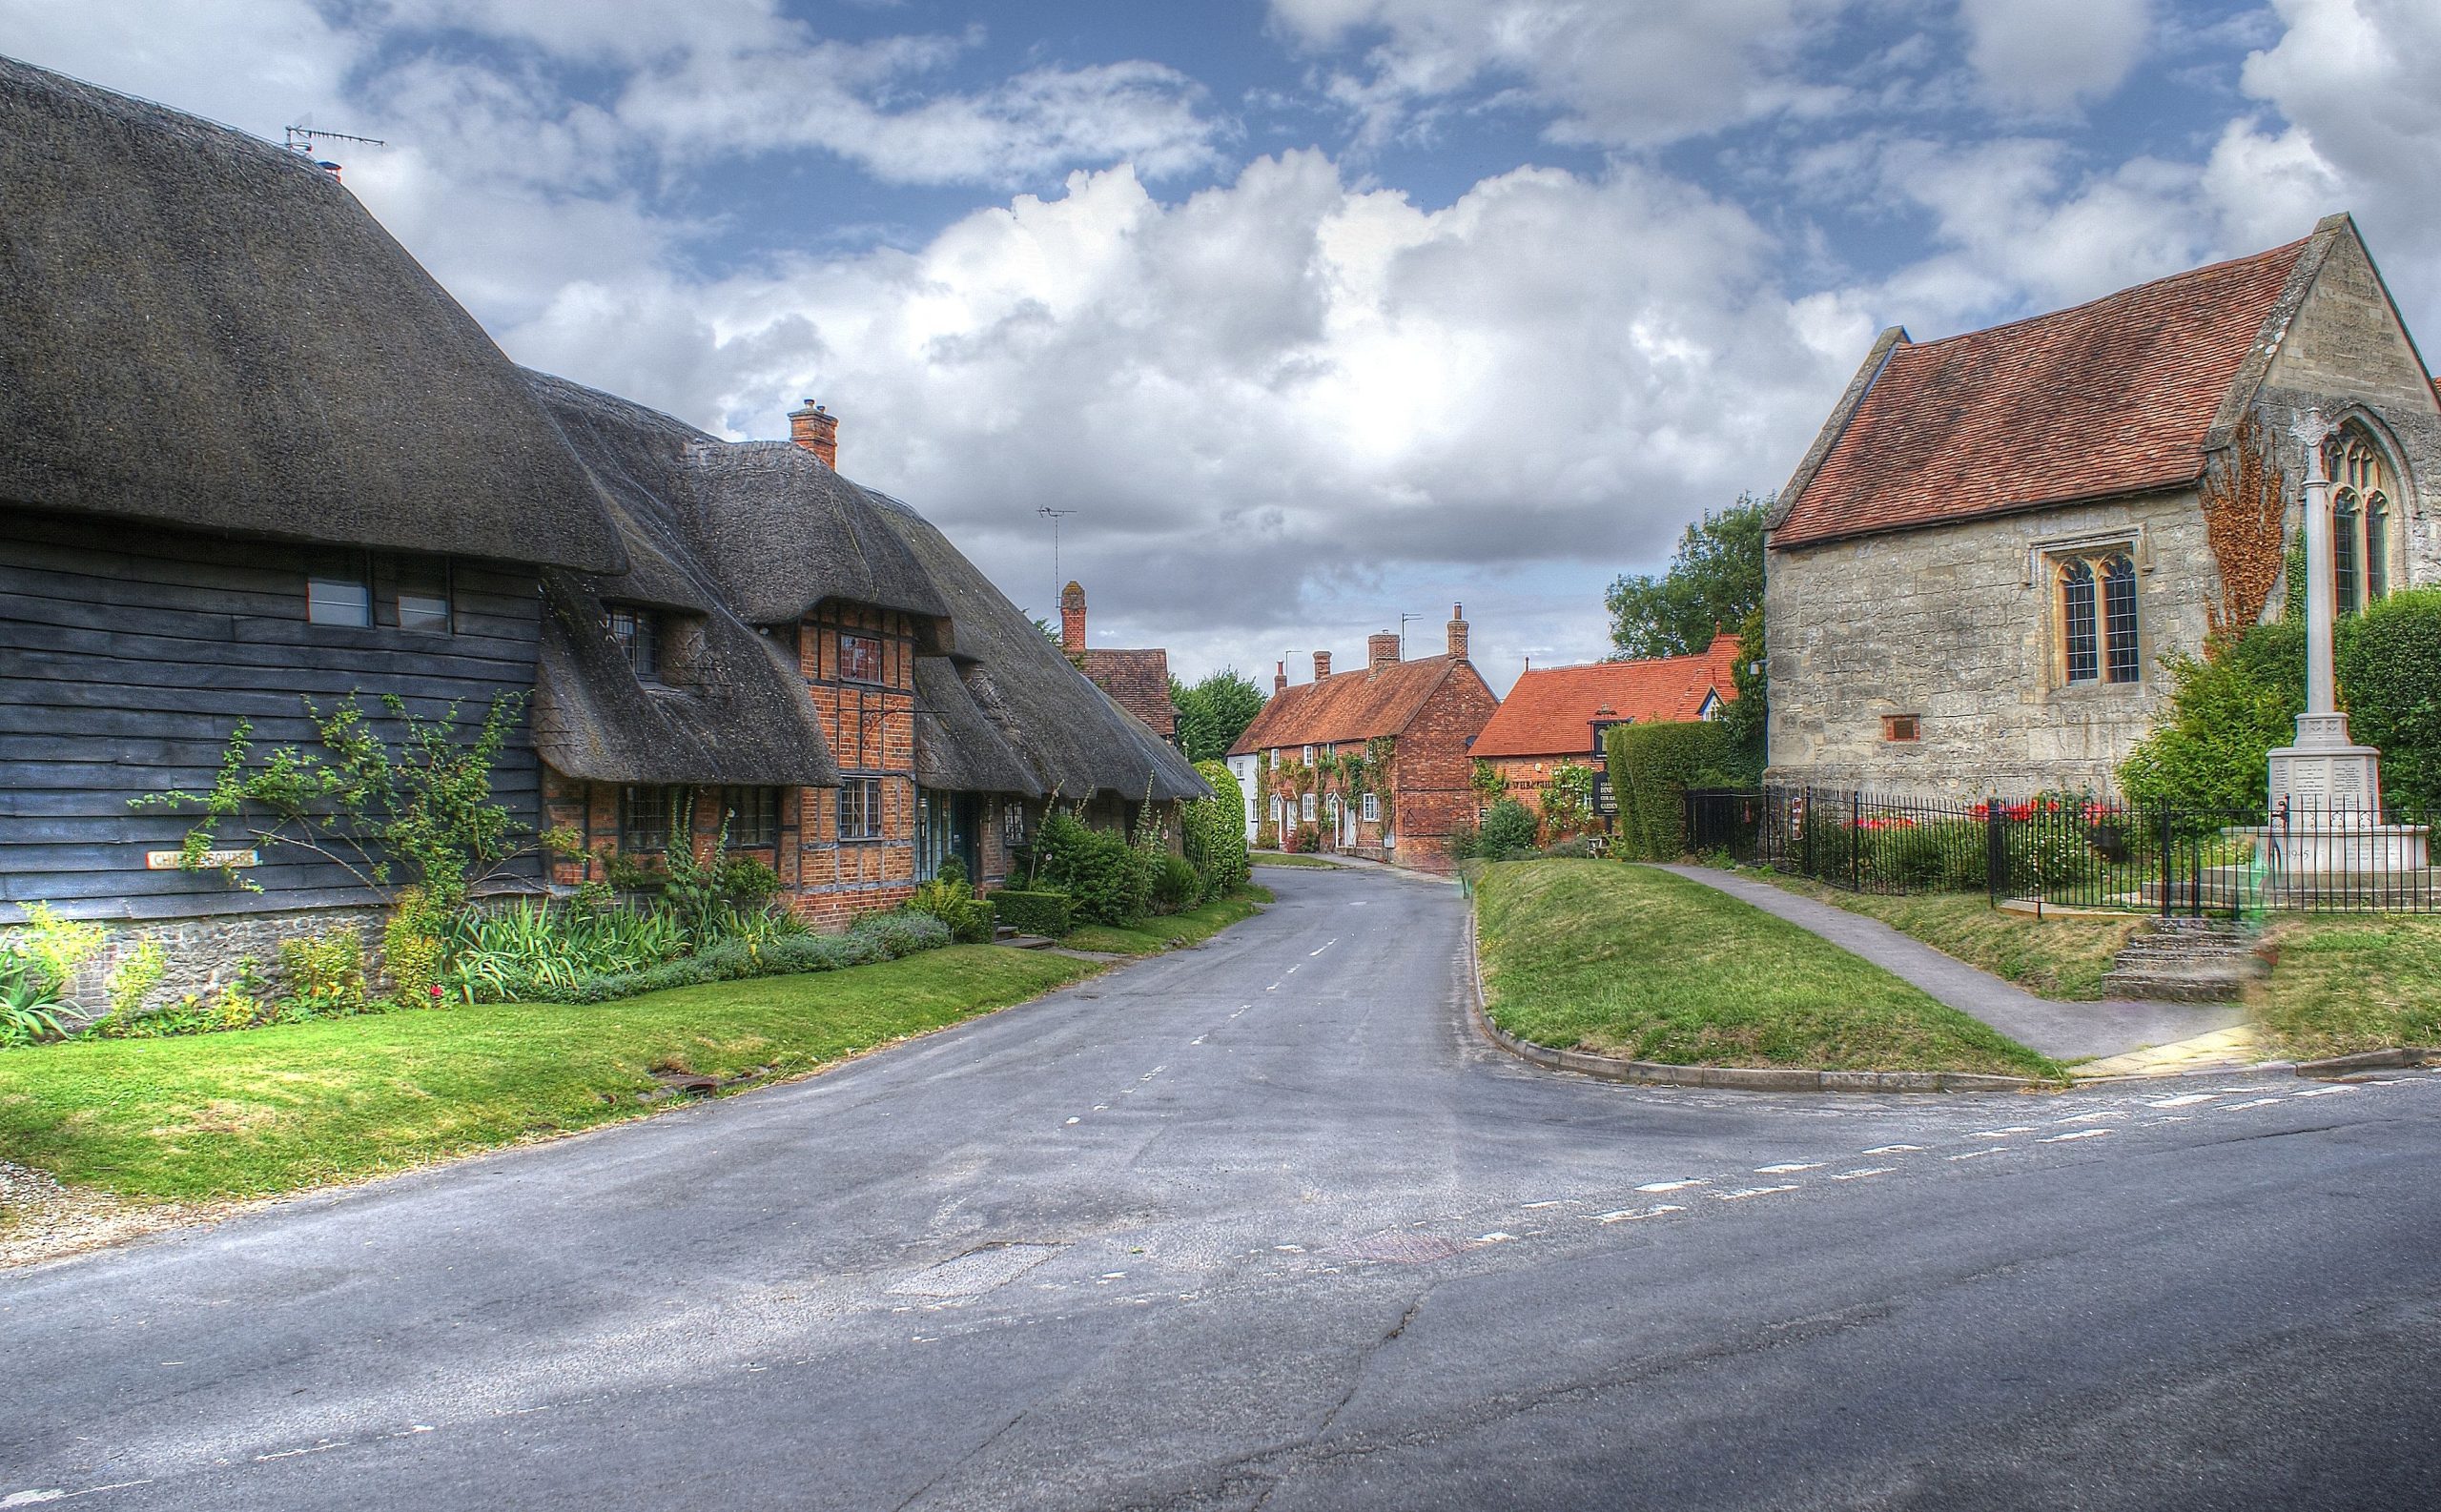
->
xmin=1389 ymin=663 xmax=1500 ymax=872
xmin=793 ymin=603 xmax=918 ymax=925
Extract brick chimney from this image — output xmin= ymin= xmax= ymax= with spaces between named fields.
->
xmin=1368 ymin=631 xmax=1400 ymax=671
xmin=1446 ymin=603 xmax=1468 ymax=660
xmin=1274 ymin=659 xmax=1287 ymax=695
xmin=1313 ymin=650 xmax=1332 ymax=681
xmin=1059 ymin=581 xmax=1087 ymax=655
xmin=788 ymin=400 xmax=838 ymax=468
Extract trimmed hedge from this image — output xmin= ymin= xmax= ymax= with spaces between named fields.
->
xmin=1608 ymin=720 xmax=1753 ymax=860
xmin=1184 ymin=760 xmax=1252 ymax=901
xmin=561 ymin=910 xmax=950 ymax=1004
xmin=2336 ymin=587 xmax=2441 ymax=822
xmin=991 ymin=889 xmax=1074 ymax=938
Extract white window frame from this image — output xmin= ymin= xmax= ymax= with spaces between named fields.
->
xmin=1301 ymin=792 xmax=1316 ymax=821
xmin=1362 ymin=791 xmax=1379 ymax=824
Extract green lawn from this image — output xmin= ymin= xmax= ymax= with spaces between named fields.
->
xmin=1475 ymin=860 xmax=2061 ymax=1077
xmin=1744 ymin=870 xmax=2144 ymax=1000
xmin=1251 ymin=852 xmax=1344 ymax=869
xmin=2254 ymin=914 xmax=2441 ymax=1060
xmin=1061 ymin=886 xmax=1272 ymax=955
xmin=0 ymin=946 xmax=1099 ymax=1203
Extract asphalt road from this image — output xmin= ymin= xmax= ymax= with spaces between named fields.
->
xmin=9 ymin=865 xmax=2441 ymax=1510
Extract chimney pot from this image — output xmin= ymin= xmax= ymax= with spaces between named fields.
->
xmin=788 ymin=399 xmax=839 ymax=469
xmin=1274 ymin=659 xmax=1287 ymax=695
xmin=1367 ymin=631 xmax=1401 ymax=671
xmin=1059 ymin=580 xmax=1086 ymax=656
xmin=1446 ymin=603 xmax=1469 ymax=661
xmin=1313 ymin=650 xmax=1332 ymax=681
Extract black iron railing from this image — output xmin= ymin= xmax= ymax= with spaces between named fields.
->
xmin=1682 ymin=787 xmax=2437 ymax=916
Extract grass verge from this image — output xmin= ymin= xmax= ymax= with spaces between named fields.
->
xmin=1061 ymin=886 xmax=1273 ymax=955
xmin=1251 ymin=852 xmax=1345 ymax=869
xmin=1475 ymin=860 xmax=2061 ymax=1078
xmin=2253 ymin=914 xmax=2441 ymax=1060
xmin=1740 ymin=869 xmax=2143 ymax=1000
xmin=0 ymin=946 xmax=1099 ymax=1203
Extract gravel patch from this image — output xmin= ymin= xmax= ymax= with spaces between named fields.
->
xmin=0 ymin=1161 xmax=197 ymax=1270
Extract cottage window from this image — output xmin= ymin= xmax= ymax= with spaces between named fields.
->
xmin=1362 ymin=792 xmax=1380 ymax=823
xmin=620 ymin=785 xmax=687 ymax=853
xmin=1302 ymin=746 xmax=1314 ymax=765
xmin=1301 ymin=792 xmax=1316 ymax=821
xmin=2056 ymin=549 xmax=2139 ymax=685
xmin=381 ymin=556 xmax=452 ymax=633
xmin=1269 ymin=795 xmax=1283 ymax=824
xmin=839 ymin=633 xmax=884 ymax=684
xmin=307 ymin=556 xmax=371 ymax=627
xmin=838 ymin=777 xmax=885 ymax=841
xmin=609 ymin=607 xmax=662 ymax=681
xmin=2333 ymin=433 xmax=2396 ymax=614
xmin=724 ymin=787 xmax=781 ymax=848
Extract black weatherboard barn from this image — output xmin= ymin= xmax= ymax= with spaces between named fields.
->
xmin=0 ymin=56 xmax=627 ymax=935
xmin=1 ymin=53 xmax=1203 ymax=983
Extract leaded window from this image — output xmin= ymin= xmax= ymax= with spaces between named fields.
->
xmin=2061 ymin=560 xmax=2099 ymax=684
xmin=609 ymin=607 xmax=661 ymax=680
xmin=725 ymin=787 xmax=781 ymax=848
xmin=837 ymin=777 xmax=884 ymax=841
xmin=621 ymin=785 xmax=687 ymax=853
xmin=2057 ymin=549 xmax=2139 ymax=686
xmin=2332 ymin=432 xmax=2397 ymax=615
xmin=839 ymin=632 xmax=884 ymax=684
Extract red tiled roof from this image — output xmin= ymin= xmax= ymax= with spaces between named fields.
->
xmin=1774 ymin=238 xmax=2309 ymax=548
xmin=1227 ymin=656 xmax=1460 ymax=756
xmin=1079 ymin=647 xmax=1176 ymax=737
xmin=1470 ymin=634 xmax=1741 ymax=759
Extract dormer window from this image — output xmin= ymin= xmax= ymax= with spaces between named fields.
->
xmin=609 ymin=607 xmax=662 ymax=681
xmin=839 ymin=632 xmax=884 ymax=684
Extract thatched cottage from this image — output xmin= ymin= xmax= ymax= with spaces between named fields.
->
xmin=0 ymin=55 xmax=1200 ymax=987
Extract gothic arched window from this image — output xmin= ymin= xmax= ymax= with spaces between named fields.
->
xmin=2061 ymin=560 xmax=2098 ymax=684
xmin=2057 ymin=548 xmax=2142 ymax=685
xmin=2331 ymin=431 xmax=2399 ymax=614
xmin=2102 ymin=553 xmax=2140 ymax=684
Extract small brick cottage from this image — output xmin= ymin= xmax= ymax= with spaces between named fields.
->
xmin=1060 ymin=580 xmax=1179 ymax=745
xmin=1225 ymin=609 xmax=1497 ymax=871
xmin=1469 ymin=633 xmax=1741 ymax=828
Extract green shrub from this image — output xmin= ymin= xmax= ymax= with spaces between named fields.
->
xmin=2121 ymin=620 xmax=2304 ymax=811
xmin=1476 ymin=798 xmax=1540 ymax=859
xmin=1607 ymin=720 xmax=1752 ymax=860
xmin=2336 ymin=588 xmax=2441 ymax=822
xmin=106 ymin=939 xmax=170 ymax=1022
xmin=560 ymin=909 xmax=946 ymax=1004
xmin=911 ymin=877 xmax=995 ymax=944
xmin=1853 ymin=819 xmax=1987 ymax=893
xmin=1036 ymin=810 xmax=1146 ymax=926
xmin=992 ymin=889 xmax=1074 ymax=938
xmin=1150 ymin=852 xmax=1200 ymax=914
xmin=275 ymin=929 xmax=369 ymax=1018
xmin=1183 ymin=761 xmax=1252 ymax=901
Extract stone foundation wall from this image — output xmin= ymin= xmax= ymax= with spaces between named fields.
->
xmin=6 ymin=903 xmax=388 ymax=1026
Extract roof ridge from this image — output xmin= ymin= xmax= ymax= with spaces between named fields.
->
xmin=1898 ymin=237 xmax=2309 ymax=356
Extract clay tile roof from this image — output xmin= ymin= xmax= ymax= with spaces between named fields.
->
xmin=1470 ymin=634 xmax=1741 ymax=759
xmin=1774 ymin=238 xmax=2310 ymax=549
xmin=1079 ymin=647 xmax=1177 ymax=737
xmin=1227 ymin=656 xmax=1458 ymax=757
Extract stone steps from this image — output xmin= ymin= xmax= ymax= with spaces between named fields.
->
xmin=2101 ymin=919 xmax=2268 ymax=1004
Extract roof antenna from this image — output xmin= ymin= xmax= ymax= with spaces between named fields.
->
xmin=284 ymin=124 xmax=387 ymax=178
xmin=1036 ymin=505 xmax=1077 ymax=613
xmin=1398 ymin=611 xmax=1426 ymax=661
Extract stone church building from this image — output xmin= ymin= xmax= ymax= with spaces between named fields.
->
xmin=1765 ymin=214 xmax=2441 ymax=800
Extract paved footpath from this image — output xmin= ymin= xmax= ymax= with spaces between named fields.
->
xmin=1658 ymin=863 xmax=2245 ymax=1061
xmin=9 ymin=865 xmax=2440 ymax=1510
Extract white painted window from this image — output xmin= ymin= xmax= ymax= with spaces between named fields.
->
xmin=1301 ymin=793 xmax=1316 ymax=821
xmin=1362 ymin=792 xmax=1379 ymax=823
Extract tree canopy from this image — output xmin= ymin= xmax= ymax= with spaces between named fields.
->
xmin=1605 ymin=495 xmax=1769 ymax=660
xmin=1171 ymin=668 xmax=1266 ymax=763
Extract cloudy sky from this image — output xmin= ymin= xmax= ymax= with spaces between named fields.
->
xmin=6 ymin=1 xmax=2436 ymax=693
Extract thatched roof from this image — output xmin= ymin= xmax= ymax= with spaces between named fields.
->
xmin=525 ymin=373 xmax=1206 ymax=802
xmin=0 ymin=56 xmax=626 ymax=573
xmin=861 ymin=492 xmax=1210 ymax=803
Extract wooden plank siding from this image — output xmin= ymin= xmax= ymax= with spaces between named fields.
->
xmin=0 ymin=508 xmax=547 ymax=922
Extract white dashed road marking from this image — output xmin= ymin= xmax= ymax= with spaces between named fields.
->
xmin=2148 ymin=1093 xmax=2222 ymax=1108
xmin=1831 ymin=1167 xmax=1896 ymax=1181
xmin=1718 ymin=1185 xmax=1799 ymax=1202
xmin=1310 ymin=939 xmax=1338 ymax=957
xmin=1947 ymin=1147 xmax=2007 ymax=1161
xmin=2294 ymin=1085 xmax=2358 ymax=1098
xmin=1634 ymin=1179 xmax=1707 ymax=1193
xmin=1754 ymin=1161 xmax=1823 ymax=1174
xmin=1593 ymin=1205 xmax=1686 ymax=1223
xmin=2041 ymin=1128 xmax=2114 ymax=1143
xmin=1862 ymin=1144 xmax=1923 ymax=1154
